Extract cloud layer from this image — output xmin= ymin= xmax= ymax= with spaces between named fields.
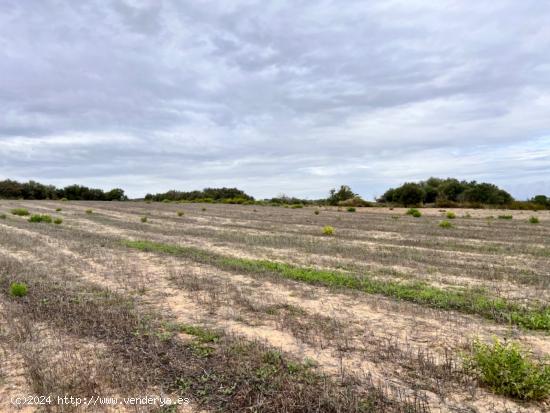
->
xmin=1 ymin=0 xmax=549 ymax=199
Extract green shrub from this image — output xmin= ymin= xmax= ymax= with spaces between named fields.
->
xmin=347 ymin=207 xmax=356 ymax=213
xmin=439 ymin=220 xmax=453 ymax=228
xmin=201 ymin=207 xmax=206 ymax=211
xmin=0 ymin=213 xmax=6 ymax=219
xmin=28 ymin=214 xmax=52 ymax=223
xmin=529 ymin=216 xmax=540 ymax=224
xmin=406 ymin=208 xmax=422 ymax=218
xmin=445 ymin=211 xmax=456 ymax=219
xmin=465 ymin=339 xmax=550 ymax=400
xmin=177 ymin=211 xmax=184 ymax=217
xmin=53 ymin=218 xmax=63 ymax=225
xmin=322 ymin=225 xmax=334 ymax=236
xmin=141 ymin=216 xmax=148 ymax=223
xmin=498 ymin=215 xmax=513 ymax=220
xmin=11 ymin=208 xmax=29 ymax=216
xmin=61 ymin=198 xmax=68 ymax=202
xmin=10 ymin=282 xmax=28 ymax=297
xmin=55 ymin=208 xmax=62 ymax=212
xmin=86 ymin=209 xmax=93 ymax=214
xmin=314 ymin=210 xmax=320 ymax=215
xmin=290 ymin=204 xmax=303 ymax=209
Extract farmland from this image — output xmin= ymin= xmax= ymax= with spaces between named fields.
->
xmin=0 ymin=201 xmax=549 ymax=412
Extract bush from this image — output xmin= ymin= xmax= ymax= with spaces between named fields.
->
xmin=290 ymin=204 xmax=303 ymax=209
xmin=439 ymin=220 xmax=453 ymax=228
xmin=86 ymin=209 xmax=93 ymax=214
xmin=446 ymin=211 xmax=456 ymax=219
xmin=314 ymin=210 xmax=320 ymax=215
xmin=56 ymin=208 xmax=62 ymax=212
xmin=347 ymin=207 xmax=356 ymax=212
xmin=10 ymin=282 xmax=28 ymax=297
xmin=406 ymin=208 xmax=422 ymax=218
xmin=28 ymin=214 xmax=52 ymax=223
xmin=0 ymin=213 xmax=6 ymax=219
xmin=498 ymin=215 xmax=513 ymax=220
xmin=53 ymin=218 xmax=63 ymax=225
xmin=11 ymin=208 xmax=29 ymax=216
xmin=322 ymin=225 xmax=334 ymax=236
xmin=529 ymin=216 xmax=540 ymax=224
xmin=338 ymin=196 xmax=370 ymax=207
xmin=465 ymin=339 xmax=550 ymax=400
xmin=141 ymin=216 xmax=148 ymax=223
xmin=177 ymin=211 xmax=184 ymax=216
xmin=201 ymin=207 xmax=206 ymax=211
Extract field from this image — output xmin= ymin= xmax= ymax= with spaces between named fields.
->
xmin=0 ymin=201 xmax=548 ymax=412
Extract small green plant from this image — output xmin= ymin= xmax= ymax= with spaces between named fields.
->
xmin=0 ymin=213 xmax=6 ymax=219
xmin=55 ymin=208 xmax=62 ymax=212
xmin=11 ymin=208 xmax=29 ymax=216
xmin=347 ymin=207 xmax=356 ymax=212
xmin=498 ymin=215 xmax=513 ymax=220
xmin=141 ymin=216 xmax=148 ymax=223
xmin=314 ymin=210 xmax=320 ymax=215
xmin=529 ymin=216 xmax=540 ymax=224
xmin=465 ymin=338 xmax=550 ymax=400
xmin=291 ymin=204 xmax=303 ymax=209
xmin=86 ymin=209 xmax=93 ymax=214
xmin=322 ymin=225 xmax=334 ymax=236
xmin=201 ymin=207 xmax=206 ymax=211
xmin=53 ymin=218 xmax=63 ymax=225
xmin=177 ymin=211 xmax=184 ymax=216
xmin=10 ymin=282 xmax=28 ymax=297
xmin=439 ymin=220 xmax=453 ymax=228
xmin=445 ymin=211 xmax=456 ymax=219
xmin=28 ymin=214 xmax=52 ymax=223
xmin=406 ymin=208 xmax=422 ymax=218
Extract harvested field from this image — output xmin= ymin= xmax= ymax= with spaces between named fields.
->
xmin=0 ymin=200 xmax=548 ymax=412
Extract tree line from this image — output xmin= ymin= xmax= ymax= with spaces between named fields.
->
xmin=0 ymin=179 xmax=126 ymax=201
xmin=1 ymin=177 xmax=548 ymax=209
xmin=144 ymin=187 xmax=254 ymax=203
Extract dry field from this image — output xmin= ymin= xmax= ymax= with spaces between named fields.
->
xmin=0 ymin=201 xmax=549 ymax=412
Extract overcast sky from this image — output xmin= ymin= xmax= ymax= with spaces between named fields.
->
xmin=1 ymin=1 xmax=549 ymax=199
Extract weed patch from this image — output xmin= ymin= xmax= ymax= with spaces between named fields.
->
xmin=465 ymin=339 xmax=550 ymax=400
xmin=28 ymin=214 xmax=53 ymax=223
xmin=11 ymin=208 xmax=29 ymax=216
xmin=10 ymin=282 xmax=28 ymax=297
xmin=439 ymin=220 xmax=453 ymax=228
xmin=322 ymin=225 xmax=334 ymax=236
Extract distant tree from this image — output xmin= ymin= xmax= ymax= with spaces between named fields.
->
xmin=397 ymin=183 xmax=425 ymax=206
xmin=531 ymin=195 xmax=549 ymax=207
xmin=438 ymin=179 xmax=466 ymax=202
xmin=327 ymin=185 xmax=356 ymax=206
xmin=461 ymin=183 xmax=512 ymax=205
xmin=105 ymin=188 xmax=126 ymax=201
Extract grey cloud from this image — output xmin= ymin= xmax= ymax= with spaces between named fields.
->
xmin=0 ymin=0 xmax=549 ymax=198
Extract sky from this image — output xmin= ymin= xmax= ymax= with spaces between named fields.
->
xmin=1 ymin=0 xmax=549 ymax=200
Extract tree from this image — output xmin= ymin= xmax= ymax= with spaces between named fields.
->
xmin=327 ymin=185 xmax=356 ymax=206
xmin=397 ymin=183 xmax=424 ymax=206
